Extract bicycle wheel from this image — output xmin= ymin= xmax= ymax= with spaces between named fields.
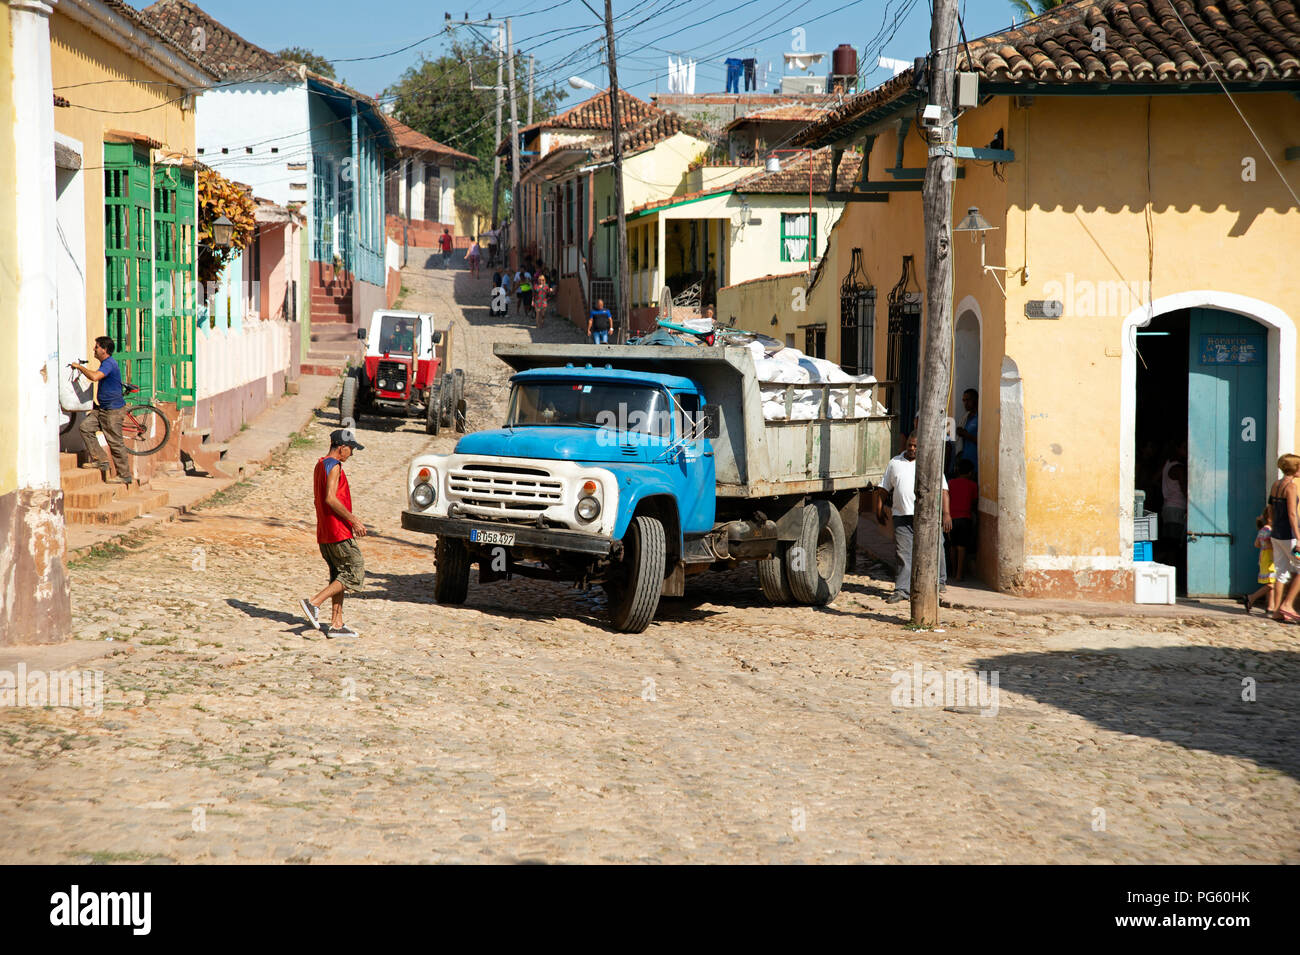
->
xmin=122 ymin=404 xmax=170 ymax=456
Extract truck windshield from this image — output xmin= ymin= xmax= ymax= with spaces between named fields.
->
xmin=508 ymin=381 xmax=671 ymax=438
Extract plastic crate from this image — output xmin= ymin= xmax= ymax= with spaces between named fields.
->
xmin=1134 ymin=562 xmax=1176 ymax=604
xmin=1133 ymin=541 xmax=1153 ymax=561
xmin=1134 ymin=511 xmax=1159 ymax=542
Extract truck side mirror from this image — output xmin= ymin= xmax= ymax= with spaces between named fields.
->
xmin=432 ymin=331 xmax=443 ymax=345
xmin=357 ymin=328 xmax=367 ymax=340
xmin=700 ymin=404 xmax=721 ymax=439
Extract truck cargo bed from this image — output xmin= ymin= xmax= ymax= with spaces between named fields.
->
xmin=494 ymin=344 xmax=892 ymax=497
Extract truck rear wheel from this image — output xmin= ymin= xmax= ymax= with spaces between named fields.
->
xmin=452 ymin=369 xmax=467 ymax=432
xmin=434 ymin=538 xmax=470 ymax=603
xmin=786 ymin=500 xmax=845 ymax=606
xmin=606 ymin=515 xmax=665 ymax=633
xmin=757 ymin=552 xmax=793 ymax=604
xmin=439 ymin=373 xmax=455 ymax=428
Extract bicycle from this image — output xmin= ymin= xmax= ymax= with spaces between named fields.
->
xmin=59 ymin=363 xmax=170 ymax=456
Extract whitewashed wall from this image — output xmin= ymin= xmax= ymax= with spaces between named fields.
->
xmin=196 ymin=320 xmax=292 ymax=402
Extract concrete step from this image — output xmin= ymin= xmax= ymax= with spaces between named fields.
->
xmin=59 ymin=452 xmax=79 ymax=470
xmin=184 ymin=426 xmax=212 ymax=440
xmin=300 ymin=360 xmax=348 ymax=377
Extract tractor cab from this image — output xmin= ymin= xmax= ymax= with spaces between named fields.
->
xmin=360 ymin=310 xmax=440 ymax=407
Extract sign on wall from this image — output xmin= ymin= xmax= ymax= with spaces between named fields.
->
xmin=1198 ymin=334 xmax=1263 ymax=365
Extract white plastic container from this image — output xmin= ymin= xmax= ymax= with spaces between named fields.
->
xmin=1134 ymin=561 xmax=1176 ymax=605
xmin=1134 ymin=512 xmax=1159 ymax=542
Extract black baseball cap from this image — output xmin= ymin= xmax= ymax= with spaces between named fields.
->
xmin=330 ymin=428 xmax=365 ymax=450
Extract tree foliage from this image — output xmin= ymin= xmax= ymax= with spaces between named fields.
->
xmin=1008 ymin=0 xmax=1067 ymax=19
xmin=196 ymin=166 xmax=257 ymax=284
xmin=276 ymin=46 xmax=335 ymax=78
xmin=383 ymin=41 xmax=562 ymax=222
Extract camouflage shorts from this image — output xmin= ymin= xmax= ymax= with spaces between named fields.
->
xmin=319 ymin=538 xmax=365 ymax=593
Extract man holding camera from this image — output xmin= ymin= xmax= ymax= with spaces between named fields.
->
xmin=71 ymin=336 xmax=132 ymax=486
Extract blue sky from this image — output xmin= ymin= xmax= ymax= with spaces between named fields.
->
xmin=136 ymin=1 xmax=1021 ymax=109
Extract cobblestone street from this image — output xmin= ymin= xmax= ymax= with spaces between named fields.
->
xmin=2 ymin=264 xmax=1296 ymax=865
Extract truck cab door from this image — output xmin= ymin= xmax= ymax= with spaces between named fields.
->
xmin=675 ymin=392 xmax=716 ymax=532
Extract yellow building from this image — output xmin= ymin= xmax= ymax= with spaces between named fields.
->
xmin=731 ymin=0 xmax=1300 ymax=601
xmin=50 ymin=0 xmax=213 ymax=410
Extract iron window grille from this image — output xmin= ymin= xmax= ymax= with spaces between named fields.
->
xmin=886 ymin=254 xmax=924 ymax=450
xmin=839 ymin=247 xmax=876 ymax=376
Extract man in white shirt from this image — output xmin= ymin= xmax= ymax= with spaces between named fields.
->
xmin=875 ymin=433 xmax=951 ymax=603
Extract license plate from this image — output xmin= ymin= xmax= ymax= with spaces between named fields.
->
xmin=470 ymin=529 xmax=515 ymax=546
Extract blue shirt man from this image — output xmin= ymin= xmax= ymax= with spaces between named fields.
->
xmin=956 ymin=388 xmax=978 ymax=475
xmin=95 ymin=354 xmax=124 ymax=410
xmin=72 ymin=335 xmax=131 ymax=483
xmin=588 ymin=301 xmax=612 ymax=345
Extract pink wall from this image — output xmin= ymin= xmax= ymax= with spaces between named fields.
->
xmin=258 ymin=224 xmax=287 ymax=320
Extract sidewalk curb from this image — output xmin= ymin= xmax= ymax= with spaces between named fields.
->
xmin=66 ymin=378 xmax=341 ymax=562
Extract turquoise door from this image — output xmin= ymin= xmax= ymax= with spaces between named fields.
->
xmin=1186 ymin=309 xmax=1268 ymax=596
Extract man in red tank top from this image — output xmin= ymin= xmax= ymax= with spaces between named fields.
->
xmin=299 ymin=429 xmax=367 ymax=637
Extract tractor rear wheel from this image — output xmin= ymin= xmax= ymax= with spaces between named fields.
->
xmin=424 ymin=384 xmax=441 ymax=435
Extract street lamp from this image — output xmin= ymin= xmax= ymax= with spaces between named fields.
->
xmin=211 ymin=214 xmax=234 ymax=249
xmin=568 ymin=76 xmax=599 ymax=91
xmin=952 ymin=205 xmax=1007 ymax=296
xmin=766 ymin=148 xmax=815 ymax=273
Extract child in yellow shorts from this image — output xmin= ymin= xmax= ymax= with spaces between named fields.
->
xmin=1245 ymin=518 xmax=1276 ymax=614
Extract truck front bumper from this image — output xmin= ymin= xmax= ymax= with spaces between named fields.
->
xmin=401 ymin=511 xmax=615 ymax=556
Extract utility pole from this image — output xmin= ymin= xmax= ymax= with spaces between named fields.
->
xmin=492 ymin=22 xmax=504 ymax=231
xmin=911 ymin=0 xmax=961 ymax=626
xmin=506 ymin=18 xmax=521 ymax=271
xmin=603 ymin=0 xmax=630 ymax=342
xmin=527 ymin=54 xmax=535 ymax=127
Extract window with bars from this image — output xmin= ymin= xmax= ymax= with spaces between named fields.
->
xmin=151 ymin=164 xmax=197 ymax=406
xmin=780 ymin=212 xmax=817 ymax=263
xmin=803 ymin=323 xmax=826 ymax=359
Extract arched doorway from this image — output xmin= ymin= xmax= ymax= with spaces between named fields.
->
xmin=950 ymin=300 xmax=981 ymax=479
xmin=1124 ymin=294 xmax=1296 ymax=597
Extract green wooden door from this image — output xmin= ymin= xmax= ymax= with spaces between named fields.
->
xmin=153 ymin=165 xmax=197 ymax=405
xmin=104 ymin=142 xmax=153 ymax=397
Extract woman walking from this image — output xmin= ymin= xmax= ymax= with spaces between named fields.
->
xmin=467 ymin=237 xmax=482 ymax=279
xmin=1266 ymin=454 xmax=1300 ymax=622
xmin=533 ymin=270 xmax=550 ymax=330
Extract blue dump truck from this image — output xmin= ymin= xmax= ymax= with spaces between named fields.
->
xmin=401 ymin=343 xmax=892 ymax=632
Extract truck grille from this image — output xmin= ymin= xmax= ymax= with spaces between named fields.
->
xmin=449 ymin=464 xmax=564 ymax=514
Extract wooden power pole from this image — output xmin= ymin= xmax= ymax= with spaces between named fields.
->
xmin=911 ymin=0 xmax=961 ymax=626
xmin=603 ymin=0 xmax=630 ymax=341
xmin=527 ymin=54 xmax=535 ymax=127
xmin=490 ymin=21 xmax=504 ymax=231
xmin=505 ymin=17 xmax=521 ymax=270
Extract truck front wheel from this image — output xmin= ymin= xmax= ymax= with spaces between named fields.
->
xmin=786 ymin=500 xmax=845 ymax=606
xmin=434 ymin=537 xmax=470 ymax=603
xmin=605 ymin=515 xmax=665 ymax=633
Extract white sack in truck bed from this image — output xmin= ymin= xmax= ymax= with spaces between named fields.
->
xmin=750 ymin=343 xmax=886 ymax=421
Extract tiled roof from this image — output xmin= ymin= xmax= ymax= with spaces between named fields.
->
xmin=382 ymin=113 xmax=477 ymax=163
xmin=723 ymin=104 xmax=836 ymax=129
xmin=797 ymin=0 xmax=1300 ymax=146
xmin=65 ymin=0 xmax=216 ymax=80
xmin=527 ymin=88 xmax=661 ymax=134
xmin=653 ymin=93 xmax=838 ymax=107
xmin=732 ymin=148 xmax=863 ymax=194
xmin=586 ymin=110 xmax=705 ymax=161
xmin=140 ymin=0 xmax=295 ymax=81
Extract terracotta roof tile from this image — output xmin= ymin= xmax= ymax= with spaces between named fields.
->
xmin=732 ymin=147 xmax=863 ymax=193
xmin=140 ymin=0 xmax=294 ymax=81
xmin=723 ymin=104 xmax=837 ymax=129
xmin=68 ymin=0 xmax=216 ymax=79
xmin=797 ymin=0 xmax=1300 ymax=146
xmin=382 ymin=114 xmax=477 ymax=163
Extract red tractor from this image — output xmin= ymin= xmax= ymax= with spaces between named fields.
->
xmin=340 ymin=310 xmax=466 ymax=435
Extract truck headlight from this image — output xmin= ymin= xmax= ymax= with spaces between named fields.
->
xmin=413 ymin=482 xmax=435 ymax=508
xmin=575 ymin=496 xmax=600 ymax=522
xmin=379 ymin=378 xmax=389 ymax=390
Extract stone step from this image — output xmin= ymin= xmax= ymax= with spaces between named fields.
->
xmin=59 ymin=452 xmax=79 ymax=470
xmin=184 ymin=426 xmax=212 ymax=440
xmin=65 ymin=498 xmax=142 ymax=526
xmin=60 ymin=467 xmax=109 ymax=491
xmin=65 ymin=482 xmax=129 ymax=509
xmin=300 ymin=361 xmax=348 ymax=377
